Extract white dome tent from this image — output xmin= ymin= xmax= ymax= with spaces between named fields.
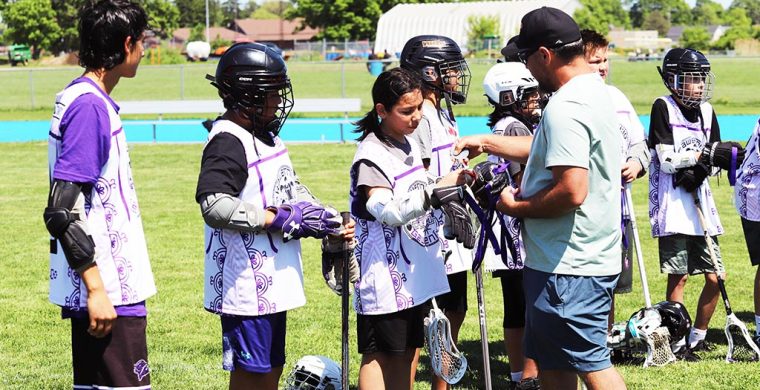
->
xmin=374 ymin=0 xmax=582 ymax=56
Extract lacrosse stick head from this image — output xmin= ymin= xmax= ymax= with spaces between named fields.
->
xmin=653 ymin=300 xmax=692 ymax=342
xmin=284 ymin=355 xmax=342 ymax=390
xmin=642 ymin=326 xmax=677 ymax=367
xmin=424 ymin=306 xmax=467 ymax=384
xmin=725 ymin=313 xmax=760 ymax=363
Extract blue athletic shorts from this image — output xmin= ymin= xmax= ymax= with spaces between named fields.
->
xmin=221 ymin=311 xmax=287 ymax=373
xmin=523 ymin=267 xmax=617 ymax=372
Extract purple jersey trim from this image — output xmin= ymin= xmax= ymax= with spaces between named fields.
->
xmin=431 ymin=142 xmax=454 ymax=153
xmin=393 ymin=165 xmax=424 ymax=186
xmin=61 ymin=301 xmax=147 ymax=319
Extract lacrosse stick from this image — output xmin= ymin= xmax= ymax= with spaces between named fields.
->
xmin=691 ymin=192 xmax=760 ymax=363
xmin=340 ymin=212 xmax=351 ymax=389
xmin=624 ymin=184 xmax=677 ymax=366
xmin=475 ymin=267 xmax=492 ymax=390
xmin=424 ymin=298 xmax=468 ymax=384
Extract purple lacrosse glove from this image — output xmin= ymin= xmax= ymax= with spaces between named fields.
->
xmin=268 ymin=201 xmax=341 ymax=242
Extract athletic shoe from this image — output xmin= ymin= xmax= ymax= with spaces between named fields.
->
xmin=675 ymin=347 xmax=701 ymax=362
xmin=690 ymin=340 xmax=715 ymax=352
xmin=516 ymin=377 xmax=541 ymax=390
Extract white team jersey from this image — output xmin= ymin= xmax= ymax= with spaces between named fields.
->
xmin=649 ymin=96 xmax=723 ymax=237
xmin=735 ymin=118 xmax=760 ymax=221
xmin=421 ymin=103 xmax=473 ymax=275
xmin=203 ymin=120 xmax=304 ymax=316
xmin=48 ymin=81 xmax=156 ymax=309
xmin=609 ymin=85 xmax=646 ymax=164
xmin=350 ymin=134 xmax=450 ymax=315
xmin=484 ymin=116 xmax=525 ymax=272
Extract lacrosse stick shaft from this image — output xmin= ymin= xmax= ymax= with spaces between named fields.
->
xmin=624 ymin=184 xmax=652 ymax=308
xmin=340 ymin=211 xmax=351 ymax=390
xmin=475 ymin=268 xmax=493 ymax=390
xmin=691 ymin=193 xmax=733 ymax=314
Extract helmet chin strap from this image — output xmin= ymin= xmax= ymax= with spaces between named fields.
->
xmin=236 ymin=106 xmax=277 ymax=145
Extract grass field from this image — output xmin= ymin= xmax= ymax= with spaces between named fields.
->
xmin=2 ymin=141 xmax=760 ymax=389
xmin=1 ymin=57 xmax=760 ymax=121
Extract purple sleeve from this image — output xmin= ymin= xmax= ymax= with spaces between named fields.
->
xmin=52 ymin=93 xmax=112 ymax=184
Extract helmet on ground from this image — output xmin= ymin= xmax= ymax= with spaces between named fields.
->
xmin=653 ymin=300 xmax=692 ymax=341
xmin=207 ymin=42 xmax=294 ymax=138
xmin=284 ymin=355 xmax=342 ymax=390
xmin=657 ymin=48 xmax=714 ymax=108
xmin=483 ymin=62 xmax=540 ymax=108
xmin=400 ymin=35 xmax=471 ymax=104
xmin=627 ymin=307 xmax=662 ymax=340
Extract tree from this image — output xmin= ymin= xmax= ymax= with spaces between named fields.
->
xmin=723 ymin=6 xmax=752 ymax=26
xmin=188 ymin=23 xmax=206 ymax=42
xmin=627 ymin=0 xmax=692 ymax=28
xmin=175 ymin=0 xmax=223 ymax=28
xmin=713 ymin=8 xmax=753 ymax=49
xmin=3 ymin=0 xmax=61 ymax=58
xmin=50 ymin=0 xmax=85 ymax=54
xmin=251 ymin=1 xmax=292 ymax=19
xmin=729 ymin=0 xmax=760 ymax=25
xmin=692 ymin=0 xmax=724 ymax=25
xmin=680 ymin=26 xmax=711 ymax=50
xmin=643 ymin=10 xmax=671 ymax=36
xmin=143 ymin=0 xmax=180 ymax=39
xmin=575 ymin=0 xmax=630 ymax=35
xmin=466 ymin=15 xmax=499 ymax=51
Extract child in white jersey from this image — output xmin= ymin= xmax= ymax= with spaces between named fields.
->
xmin=399 ymin=36 xmax=474 ymax=390
xmin=43 ymin=1 xmax=156 ymax=388
xmin=481 ymin=60 xmax=541 ymax=390
xmin=196 ymin=42 xmax=353 ymax=390
xmin=735 ymin=119 xmax=760 ymax=346
xmin=648 ymin=48 xmax=745 ymax=359
xmin=350 ymin=67 xmax=472 ymax=389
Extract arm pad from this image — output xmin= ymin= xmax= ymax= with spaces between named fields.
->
xmin=200 ymin=193 xmax=266 ymax=232
xmin=366 ymin=188 xmax=430 ymax=227
xmin=43 ymin=180 xmax=96 ymax=273
xmin=655 ymin=144 xmax=698 ymax=174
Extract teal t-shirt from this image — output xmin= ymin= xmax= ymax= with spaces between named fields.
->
xmin=520 ymin=73 xmax=622 ymax=276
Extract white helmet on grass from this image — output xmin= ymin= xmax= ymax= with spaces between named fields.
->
xmin=284 ymin=355 xmax=342 ymax=390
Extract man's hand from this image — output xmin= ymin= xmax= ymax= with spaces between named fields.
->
xmin=81 ymin=265 xmax=116 ymax=338
xmin=454 ymin=136 xmax=488 ymax=160
xmin=497 ymin=186 xmax=521 ymax=216
xmin=621 ymin=160 xmax=643 ymax=183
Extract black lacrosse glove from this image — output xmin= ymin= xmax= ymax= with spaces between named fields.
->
xmin=700 ymin=141 xmax=746 ymax=170
xmin=267 ymin=201 xmax=341 ymax=242
xmin=674 ymin=162 xmax=710 ymax=192
xmin=467 ymin=161 xmax=510 ymax=208
xmin=430 ymin=185 xmax=476 ymax=249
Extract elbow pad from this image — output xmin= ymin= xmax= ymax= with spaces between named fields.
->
xmin=200 ymin=193 xmax=266 ymax=232
xmin=655 ymin=144 xmax=698 ymax=174
xmin=366 ymin=188 xmax=430 ymax=227
xmin=43 ymin=180 xmax=95 ymax=273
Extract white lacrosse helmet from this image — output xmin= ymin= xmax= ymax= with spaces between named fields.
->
xmin=627 ymin=307 xmax=663 ymax=340
xmin=284 ymin=355 xmax=342 ymax=390
xmin=483 ymin=62 xmax=539 ymax=108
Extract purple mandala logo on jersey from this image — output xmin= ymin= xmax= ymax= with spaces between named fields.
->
xmin=133 ymin=359 xmax=150 ymax=381
xmin=272 ymin=165 xmax=298 ymax=206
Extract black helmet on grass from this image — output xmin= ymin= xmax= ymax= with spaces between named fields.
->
xmin=400 ymin=35 xmax=471 ymax=105
xmin=657 ymin=48 xmax=714 ymax=108
xmin=653 ymin=300 xmax=692 ymax=341
xmin=207 ymin=42 xmax=294 ymax=139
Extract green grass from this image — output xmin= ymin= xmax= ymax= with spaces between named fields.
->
xmin=1 ymin=57 xmax=759 ymax=120
xmin=1 ymin=142 xmax=760 ymax=389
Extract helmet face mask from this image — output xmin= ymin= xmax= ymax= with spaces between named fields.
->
xmin=208 ymin=42 xmax=294 ymax=139
xmin=659 ymin=48 xmax=714 ymax=109
xmin=284 ymin=355 xmax=342 ymax=390
xmin=400 ymin=35 xmax=471 ymax=105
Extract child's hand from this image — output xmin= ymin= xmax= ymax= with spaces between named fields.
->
xmin=87 ymin=288 xmax=116 ymax=338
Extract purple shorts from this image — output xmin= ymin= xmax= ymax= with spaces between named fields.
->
xmin=221 ymin=312 xmax=287 ymax=373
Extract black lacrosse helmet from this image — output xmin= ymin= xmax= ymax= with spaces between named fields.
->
xmin=399 ymin=35 xmax=471 ymax=105
xmin=654 ymin=300 xmax=692 ymax=341
xmin=657 ymin=48 xmax=714 ymax=108
xmin=207 ymin=42 xmax=294 ymax=140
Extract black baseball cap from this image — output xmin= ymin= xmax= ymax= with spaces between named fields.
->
xmin=500 ymin=36 xmax=519 ymax=62
xmin=515 ymin=7 xmax=581 ymax=55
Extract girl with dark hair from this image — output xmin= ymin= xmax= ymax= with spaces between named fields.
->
xmin=349 ymin=67 xmax=467 ymax=389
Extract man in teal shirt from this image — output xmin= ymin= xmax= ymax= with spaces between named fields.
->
xmin=455 ymin=7 xmax=626 ymax=390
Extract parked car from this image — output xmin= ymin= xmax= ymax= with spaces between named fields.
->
xmin=8 ymin=44 xmax=31 ymax=66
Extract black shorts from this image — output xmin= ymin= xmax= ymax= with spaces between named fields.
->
xmin=434 ymin=271 xmax=468 ymax=313
xmin=71 ymin=316 xmax=150 ymax=388
xmin=615 ymin=220 xmax=634 ymax=294
xmin=357 ymin=302 xmax=431 ymax=354
xmin=496 ymin=269 xmax=526 ymax=329
xmin=741 ymin=217 xmax=760 ymax=266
